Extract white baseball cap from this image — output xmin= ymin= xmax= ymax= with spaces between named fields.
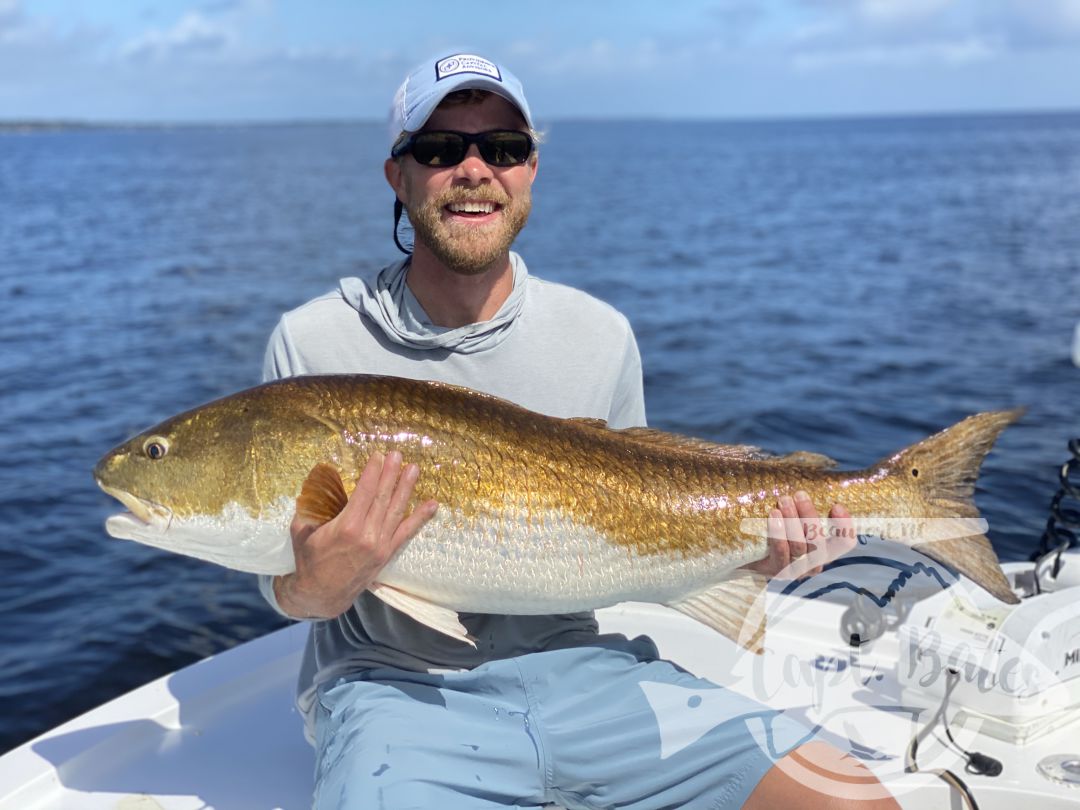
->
xmin=389 ymin=53 xmax=534 ymax=149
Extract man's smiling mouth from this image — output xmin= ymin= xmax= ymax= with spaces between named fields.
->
xmin=446 ymin=201 xmax=499 ymax=216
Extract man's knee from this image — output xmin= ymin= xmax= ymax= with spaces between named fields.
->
xmin=743 ymin=742 xmax=902 ymax=810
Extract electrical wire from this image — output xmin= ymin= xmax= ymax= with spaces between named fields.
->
xmin=905 ymin=669 xmax=1002 ymax=810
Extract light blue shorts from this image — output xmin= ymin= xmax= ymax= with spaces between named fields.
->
xmin=312 ymin=636 xmax=812 ymax=809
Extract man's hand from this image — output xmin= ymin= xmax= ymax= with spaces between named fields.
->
xmin=273 ymin=451 xmax=439 ymax=619
xmin=742 ymin=490 xmax=857 ymax=579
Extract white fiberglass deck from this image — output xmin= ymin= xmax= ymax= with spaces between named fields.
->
xmin=3 ymin=580 xmax=1080 ymax=810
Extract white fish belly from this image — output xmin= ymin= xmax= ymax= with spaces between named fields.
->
xmin=107 ymin=497 xmax=296 ymax=576
xmin=379 ymin=505 xmax=763 ymax=614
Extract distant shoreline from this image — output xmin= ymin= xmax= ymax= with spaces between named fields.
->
xmin=0 ymin=119 xmax=372 ymax=132
xmin=2 ymin=108 xmax=1079 ymax=132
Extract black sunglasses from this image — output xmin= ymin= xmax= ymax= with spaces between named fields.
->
xmin=391 ymin=129 xmax=534 ymax=167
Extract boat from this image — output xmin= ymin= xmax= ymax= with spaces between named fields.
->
xmin=2 ymin=544 xmax=1080 ymax=810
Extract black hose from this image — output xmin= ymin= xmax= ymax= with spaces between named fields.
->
xmin=1031 ymin=437 xmax=1080 ymax=570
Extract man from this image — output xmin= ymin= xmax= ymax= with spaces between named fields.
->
xmin=259 ymin=53 xmax=899 ymax=809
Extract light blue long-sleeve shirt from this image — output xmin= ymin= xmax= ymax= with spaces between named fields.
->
xmin=257 ymin=252 xmax=646 ymax=736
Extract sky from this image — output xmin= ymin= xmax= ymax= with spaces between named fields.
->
xmin=1 ymin=0 xmax=1079 ymax=122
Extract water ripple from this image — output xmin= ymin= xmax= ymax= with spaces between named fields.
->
xmin=2 ymin=114 xmax=1079 ymax=753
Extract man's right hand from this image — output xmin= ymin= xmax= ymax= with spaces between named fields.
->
xmin=273 ymin=451 xmax=439 ymax=619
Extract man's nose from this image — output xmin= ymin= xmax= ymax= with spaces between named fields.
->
xmin=454 ymin=144 xmax=492 ymax=183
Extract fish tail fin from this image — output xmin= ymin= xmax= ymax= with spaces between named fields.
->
xmin=882 ymin=408 xmax=1024 ymax=604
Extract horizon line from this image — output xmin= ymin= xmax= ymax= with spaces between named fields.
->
xmin=2 ymin=106 xmax=1079 ymax=131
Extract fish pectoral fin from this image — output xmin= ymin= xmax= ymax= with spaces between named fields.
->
xmin=668 ymin=573 xmax=769 ymax=654
xmin=368 ymin=583 xmax=477 ymax=647
xmin=296 ymin=463 xmax=349 ymax=525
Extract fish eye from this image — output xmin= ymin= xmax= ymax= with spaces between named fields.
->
xmin=144 ymin=438 xmax=169 ymax=460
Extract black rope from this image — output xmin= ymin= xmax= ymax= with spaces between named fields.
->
xmin=1032 ymin=437 xmax=1080 ymax=566
xmin=393 ymin=199 xmax=413 ymax=256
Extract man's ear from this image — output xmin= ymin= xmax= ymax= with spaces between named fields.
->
xmin=385 ymin=158 xmax=405 ymax=201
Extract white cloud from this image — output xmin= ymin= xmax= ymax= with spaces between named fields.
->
xmin=0 ymin=1 xmax=387 ymax=121
xmin=121 ymin=11 xmax=232 ymax=62
xmin=983 ymin=0 xmax=1080 ymax=48
xmin=0 ymin=2 xmax=108 ymax=101
xmin=707 ymin=0 xmax=766 ymax=45
xmin=534 ymin=37 xmax=667 ymax=76
xmin=2 ymin=0 xmax=1079 ymax=121
xmin=785 ymin=0 xmax=1080 ymax=71
xmin=856 ymin=0 xmax=953 ymax=26
xmin=793 ymin=0 xmax=1080 ymax=52
xmin=0 ymin=0 xmax=21 ymax=30
xmin=792 ymin=36 xmax=996 ymax=70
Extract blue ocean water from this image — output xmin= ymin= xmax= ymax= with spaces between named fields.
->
xmin=1 ymin=114 xmax=1079 ymax=754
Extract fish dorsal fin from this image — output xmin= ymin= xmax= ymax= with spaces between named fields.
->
xmin=567 ymin=417 xmax=609 ymax=430
xmin=615 ymin=427 xmax=772 ymax=459
xmin=596 ymin=426 xmax=838 ymax=468
xmin=667 ymin=573 xmax=769 ymax=653
xmin=775 ymin=450 xmax=838 ymax=469
xmin=296 ymin=463 xmax=349 ymax=525
xmin=369 ymin=582 xmax=477 ymax=647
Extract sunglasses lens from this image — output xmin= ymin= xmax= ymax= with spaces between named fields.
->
xmin=411 ymin=133 xmax=467 ymax=166
xmin=404 ymin=131 xmax=533 ymax=167
xmin=478 ymin=132 xmax=533 ymax=166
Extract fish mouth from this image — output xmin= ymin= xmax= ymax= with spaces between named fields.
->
xmin=97 ymin=481 xmax=173 ymax=534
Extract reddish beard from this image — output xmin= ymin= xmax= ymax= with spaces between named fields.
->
xmin=405 ymin=185 xmax=532 ymax=276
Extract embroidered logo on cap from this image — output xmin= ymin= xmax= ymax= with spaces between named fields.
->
xmin=435 ymin=54 xmax=502 ymax=82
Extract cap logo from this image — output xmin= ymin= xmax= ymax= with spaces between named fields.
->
xmin=435 ymin=54 xmax=502 ymax=83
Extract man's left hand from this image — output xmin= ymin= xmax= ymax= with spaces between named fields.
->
xmin=742 ymin=491 xmax=857 ymax=579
